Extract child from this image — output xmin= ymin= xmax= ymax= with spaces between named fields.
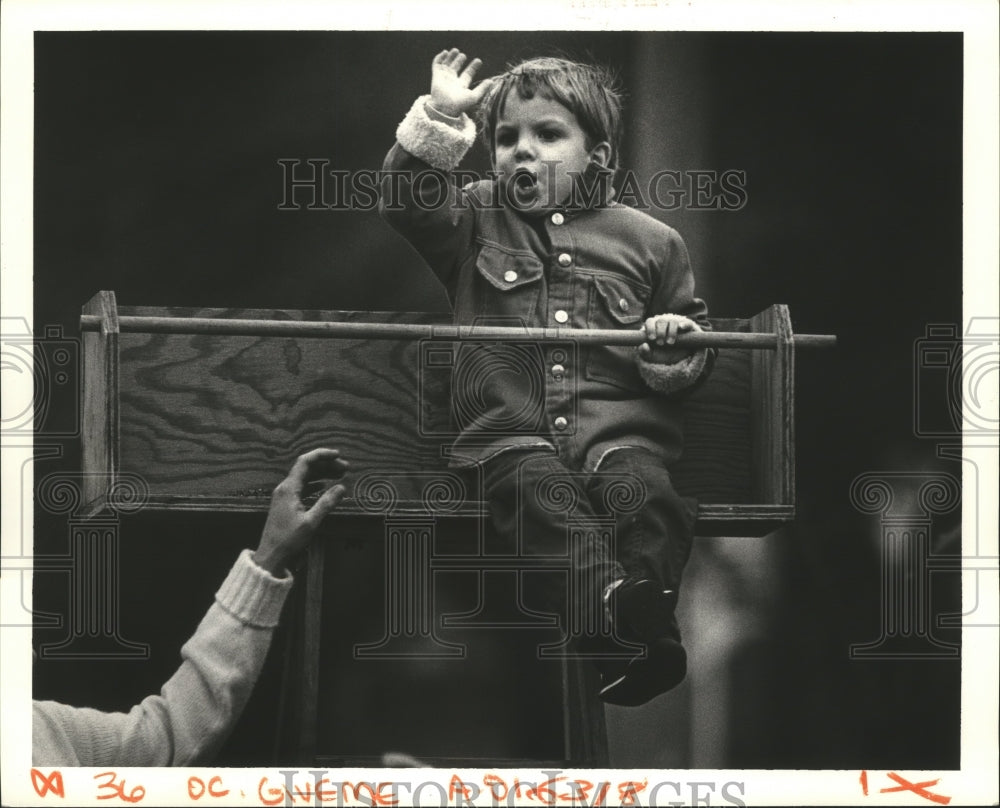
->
xmin=379 ymin=49 xmax=714 ymax=706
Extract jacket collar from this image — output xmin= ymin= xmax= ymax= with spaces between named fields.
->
xmin=563 ymin=161 xmax=617 ymax=214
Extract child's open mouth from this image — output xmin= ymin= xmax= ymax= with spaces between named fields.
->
xmin=510 ymin=168 xmax=539 ymax=205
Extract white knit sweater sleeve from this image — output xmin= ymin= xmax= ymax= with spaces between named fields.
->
xmin=32 ymin=549 xmax=293 ymax=767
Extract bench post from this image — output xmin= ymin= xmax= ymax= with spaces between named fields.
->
xmin=80 ymin=290 xmax=120 ymax=515
xmin=750 ymin=304 xmax=795 ymax=516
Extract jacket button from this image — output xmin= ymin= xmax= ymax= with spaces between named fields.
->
xmin=551 ymin=364 xmax=565 ymax=379
xmin=619 ymin=298 xmax=630 ymax=311
xmin=554 ymin=416 xmax=568 ymax=430
xmin=554 ymin=310 xmax=569 ymax=323
xmin=504 ymin=270 xmax=518 ymax=283
xmin=557 ymin=253 xmax=572 ymax=267
xmin=551 ymin=212 xmax=565 ymax=225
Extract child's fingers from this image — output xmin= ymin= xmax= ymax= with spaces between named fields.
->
xmin=463 ymin=57 xmax=483 ymax=80
xmin=433 ymin=49 xmax=458 ymax=69
xmin=644 ymin=314 xmax=699 ymax=345
xmin=656 ymin=317 xmax=671 ymax=345
xmin=470 ymin=76 xmax=495 ymax=103
xmin=666 ymin=318 xmax=680 ymax=345
xmin=452 ymin=52 xmax=468 ymax=75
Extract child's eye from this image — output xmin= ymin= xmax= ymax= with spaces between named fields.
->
xmin=539 ymin=129 xmax=561 ymax=142
xmin=495 ymin=130 xmax=516 ymax=147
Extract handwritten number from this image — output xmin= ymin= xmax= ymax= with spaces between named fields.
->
xmin=94 ymin=772 xmax=146 ymax=803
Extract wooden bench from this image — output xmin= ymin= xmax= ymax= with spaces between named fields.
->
xmin=79 ymin=290 xmax=794 ymax=529
xmin=78 ymin=289 xmax=797 ymax=766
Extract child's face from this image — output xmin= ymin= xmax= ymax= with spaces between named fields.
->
xmin=493 ymin=93 xmax=607 ymax=215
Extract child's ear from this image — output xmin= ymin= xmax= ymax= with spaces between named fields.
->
xmin=589 ymin=141 xmax=612 ymax=168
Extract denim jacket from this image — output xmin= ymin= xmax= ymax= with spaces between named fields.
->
xmin=379 ymin=96 xmax=714 ymax=472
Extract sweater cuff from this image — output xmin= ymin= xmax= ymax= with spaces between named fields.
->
xmin=636 ymin=347 xmax=710 ymax=395
xmin=395 ymin=94 xmax=476 ymax=171
xmin=215 ymin=549 xmax=294 ymax=629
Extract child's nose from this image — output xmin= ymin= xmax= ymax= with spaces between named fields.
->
xmin=514 ymin=136 xmax=535 ymax=160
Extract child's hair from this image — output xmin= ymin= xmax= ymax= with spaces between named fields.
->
xmin=478 ymin=56 xmax=624 ymax=173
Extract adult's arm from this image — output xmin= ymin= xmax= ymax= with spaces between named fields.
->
xmin=32 ymin=449 xmax=348 ymax=767
xmin=33 ymin=550 xmax=292 ymax=767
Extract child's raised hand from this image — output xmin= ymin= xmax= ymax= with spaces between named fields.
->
xmin=639 ymin=313 xmax=702 ymax=364
xmin=429 ymin=48 xmax=493 ymax=117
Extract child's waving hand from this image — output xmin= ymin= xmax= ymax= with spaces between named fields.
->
xmin=429 ymin=48 xmax=493 ymax=117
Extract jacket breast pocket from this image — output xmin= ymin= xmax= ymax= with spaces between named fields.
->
xmin=472 ymin=244 xmax=545 ymax=326
xmin=585 ymin=275 xmax=648 ymax=392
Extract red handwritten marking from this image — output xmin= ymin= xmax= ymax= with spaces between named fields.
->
xmin=207 ymin=776 xmax=229 ymax=798
xmin=569 ymin=781 xmax=611 ymax=805
xmin=860 ymin=770 xmax=868 ymax=796
xmin=315 ymin=778 xmax=339 ymax=802
xmin=256 ymin=776 xmax=400 ymax=806
xmin=880 ymin=772 xmax=951 ymax=805
xmin=257 ymin=776 xmax=286 ymax=806
xmin=484 ymin=773 xmax=508 ymax=802
xmin=564 ymin=779 xmax=595 ymax=804
xmin=257 ymin=776 xmax=333 ymax=806
xmin=511 ymin=778 xmax=530 ymax=800
xmin=618 ymin=781 xmax=648 ymax=806
xmin=342 ymin=782 xmax=395 ymax=806
xmin=480 ymin=775 xmax=618 ymax=805
xmin=189 ymin=776 xmax=230 ymax=800
xmin=525 ymin=775 xmax=566 ymax=804
xmin=94 ymin=772 xmax=145 ymax=803
xmin=369 ymin=783 xmax=399 ymax=807
xmin=31 ymin=769 xmax=65 ymax=799
xmin=449 ymin=775 xmax=475 ymax=802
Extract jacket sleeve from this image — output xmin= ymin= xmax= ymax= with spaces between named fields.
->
xmin=379 ymin=96 xmax=480 ymax=301
xmin=635 ymin=227 xmax=717 ymax=397
xmin=32 ymin=549 xmax=293 ymax=767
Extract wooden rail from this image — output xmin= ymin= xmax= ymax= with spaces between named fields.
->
xmin=79 ymin=313 xmax=836 ymax=350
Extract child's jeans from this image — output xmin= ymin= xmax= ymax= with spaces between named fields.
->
xmin=481 ymin=446 xmax=698 ymax=636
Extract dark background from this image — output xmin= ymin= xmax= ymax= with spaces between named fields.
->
xmin=30 ymin=31 xmax=963 ymax=768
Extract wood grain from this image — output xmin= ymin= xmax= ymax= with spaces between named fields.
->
xmin=672 ymin=345 xmax=753 ymax=503
xmin=116 ymin=307 xmax=448 ymax=503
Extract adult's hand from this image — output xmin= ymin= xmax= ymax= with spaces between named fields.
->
xmin=253 ymin=449 xmax=348 ymax=576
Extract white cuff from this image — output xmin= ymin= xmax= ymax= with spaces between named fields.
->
xmin=395 ymin=95 xmax=476 ymax=171
xmin=636 ymin=347 xmax=710 ymax=395
xmin=215 ymin=549 xmax=294 ymax=629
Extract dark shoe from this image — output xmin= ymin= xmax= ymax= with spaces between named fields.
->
xmin=595 ymin=579 xmax=687 ymax=706
xmin=597 ymin=636 xmax=687 ymax=706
